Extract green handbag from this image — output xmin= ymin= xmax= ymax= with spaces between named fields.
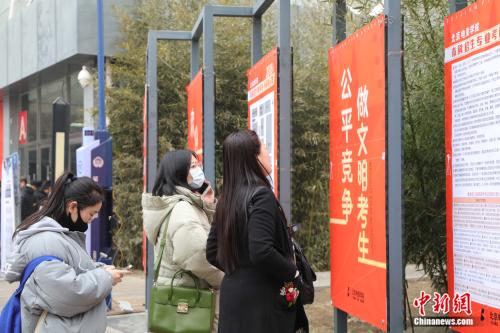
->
xmin=148 ymin=203 xmax=215 ymax=333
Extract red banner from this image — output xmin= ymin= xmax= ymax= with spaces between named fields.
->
xmin=18 ymin=111 xmax=27 ymax=145
xmin=328 ymin=15 xmax=387 ymax=331
xmin=186 ymin=69 xmax=204 ymax=163
xmin=247 ymin=48 xmax=279 ymax=195
xmin=445 ymin=1 xmax=500 ymax=331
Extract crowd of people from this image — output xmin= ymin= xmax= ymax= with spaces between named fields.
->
xmin=3 ymin=129 xmax=308 ymax=333
xmin=19 ymin=177 xmax=52 ymax=221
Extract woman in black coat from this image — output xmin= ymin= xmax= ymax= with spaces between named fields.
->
xmin=206 ymin=130 xmax=308 ymax=333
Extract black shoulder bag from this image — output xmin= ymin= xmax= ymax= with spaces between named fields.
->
xmin=290 ymin=226 xmax=317 ymax=305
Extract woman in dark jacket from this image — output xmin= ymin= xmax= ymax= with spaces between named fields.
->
xmin=207 ymin=129 xmax=308 ymax=333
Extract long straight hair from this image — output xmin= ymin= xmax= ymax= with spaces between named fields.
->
xmin=214 ymin=130 xmax=271 ymax=272
xmin=152 ymin=150 xmax=197 ymax=197
xmin=14 ymin=171 xmax=104 ymax=237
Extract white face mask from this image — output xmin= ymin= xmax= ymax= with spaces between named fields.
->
xmin=189 ymin=167 xmax=205 ymax=189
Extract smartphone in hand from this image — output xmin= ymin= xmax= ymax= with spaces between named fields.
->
xmin=196 ymin=182 xmax=209 ymax=194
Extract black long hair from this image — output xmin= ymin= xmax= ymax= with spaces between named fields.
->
xmin=152 ymin=150 xmax=197 ymax=197
xmin=214 ymin=130 xmax=271 ymax=272
xmin=14 ymin=171 xmax=104 ymax=237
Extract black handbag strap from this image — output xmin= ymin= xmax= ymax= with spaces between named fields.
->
xmin=153 ymin=199 xmax=183 ymax=283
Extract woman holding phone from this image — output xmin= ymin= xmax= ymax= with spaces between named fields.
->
xmin=5 ymin=172 xmax=128 ymax=332
xmin=142 ymin=150 xmax=224 ymax=332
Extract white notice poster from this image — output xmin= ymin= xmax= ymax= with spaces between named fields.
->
xmin=249 ymin=91 xmax=275 ymax=187
xmin=451 ymin=45 xmax=500 ymax=309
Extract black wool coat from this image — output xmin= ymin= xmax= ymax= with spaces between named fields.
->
xmin=207 ymin=187 xmax=308 ymax=333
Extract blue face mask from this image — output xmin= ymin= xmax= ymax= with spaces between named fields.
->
xmin=189 ymin=167 xmax=205 ymax=189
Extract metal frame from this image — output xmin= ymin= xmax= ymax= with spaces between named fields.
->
xmin=145 ymin=0 xmax=293 ymax=307
xmin=332 ymin=1 xmax=404 ymax=332
xmin=145 ymin=30 xmax=192 ymax=307
xmin=97 ymin=0 xmax=106 ymax=132
xmin=386 ymin=1 xmax=404 ymax=332
xmin=191 ymin=5 xmax=254 ymax=188
xmin=446 ymin=2 xmax=468 ymax=333
xmin=449 ymin=0 xmax=468 ymax=13
xmin=332 ymin=2 xmax=349 ymax=330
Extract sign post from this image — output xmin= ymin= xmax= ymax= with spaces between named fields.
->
xmin=332 ymin=1 xmax=348 ymax=330
xmin=247 ymin=48 xmax=279 ymax=194
xmin=329 ymin=15 xmax=388 ymax=331
xmin=186 ymin=69 xmax=204 ymax=160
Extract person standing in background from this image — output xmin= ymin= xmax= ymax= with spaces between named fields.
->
xmin=143 ymin=150 xmax=224 ymax=332
xmin=207 ymin=130 xmax=308 ymax=333
xmin=19 ymin=177 xmax=27 ymax=190
xmin=20 ymin=180 xmax=37 ymax=221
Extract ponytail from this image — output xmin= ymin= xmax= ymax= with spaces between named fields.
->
xmin=13 ymin=171 xmax=104 ymax=238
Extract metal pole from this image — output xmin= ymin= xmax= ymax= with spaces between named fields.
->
xmin=449 ymin=0 xmax=468 ymax=13
xmin=143 ymin=29 xmax=193 ymax=313
xmin=447 ymin=3 xmax=466 ymax=333
xmin=97 ymin=0 xmax=106 ymax=131
xmin=332 ymin=1 xmax=348 ymax=332
xmin=333 ymin=0 xmax=346 ymax=45
xmin=82 ymin=80 xmax=95 ymax=146
xmin=203 ymin=7 xmax=216 ymax=188
xmin=191 ymin=39 xmax=200 ymax=80
xmin=252 ymin=16 xmax=263 ymax=65
xmin=145 ymin=32 xmax=158 ymax=310
xmin=278 ymin=0 xmax=292 ymax=222
xmin=385 ymin=0 xmax=404 ymax=331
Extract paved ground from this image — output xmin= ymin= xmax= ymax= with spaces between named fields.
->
xmin=1 ymin=265 xmax=444 ymax=333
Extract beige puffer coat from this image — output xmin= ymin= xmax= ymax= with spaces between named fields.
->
xmin=142 ymin=186 xmax=223 ymax=331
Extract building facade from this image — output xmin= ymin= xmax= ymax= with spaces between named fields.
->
xmin=0 ymin=0 xmax=131 ymax=181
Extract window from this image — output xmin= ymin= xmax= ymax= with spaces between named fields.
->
xmin=69 ymin=143 xmax=81 ymax=174
xmin=70 ymin=73 xmax=84 ymax=134
xmin=41 ymin=147 xmax=51 ymax=181
xmin=28 ymin=149 xmax=37 ymax=181
xmin=40 ymin=80 xmax=64 ymax=139
xmin=20 ymin=89 xmax=37 ymax=142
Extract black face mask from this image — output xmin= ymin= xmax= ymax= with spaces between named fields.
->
xmin=61 ymin=208 xmax=88 ymax=233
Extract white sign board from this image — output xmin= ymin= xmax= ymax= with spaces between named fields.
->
xmin=76 ymin=140 xmax=99 ymax=254
xmin=1 ymin=153 xmax=20 ymax=275
xmin=249 ymin=91 xmax=275 ymax=186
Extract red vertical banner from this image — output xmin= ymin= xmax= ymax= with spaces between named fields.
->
xmin=247 ymin=48 xmax=279 ymax=195
xmin=186 ymin=69 xmax=204 ymax=163
xmin=329 ymin=15 xmax=387 ymax=331
xmin=445 ymin=1 xmax=500 ymax=331
xmin=18 ymin=111 xmax=27 ymax=145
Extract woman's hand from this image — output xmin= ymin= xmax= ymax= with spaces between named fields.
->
xmin=201 ymin=183 xmax=215 ymax=204
xmin=105 ymin=267 xmax=130 ymax=286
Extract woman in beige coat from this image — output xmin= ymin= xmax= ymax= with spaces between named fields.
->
xmin=142 ymin=150 xmax=223 ymax=332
